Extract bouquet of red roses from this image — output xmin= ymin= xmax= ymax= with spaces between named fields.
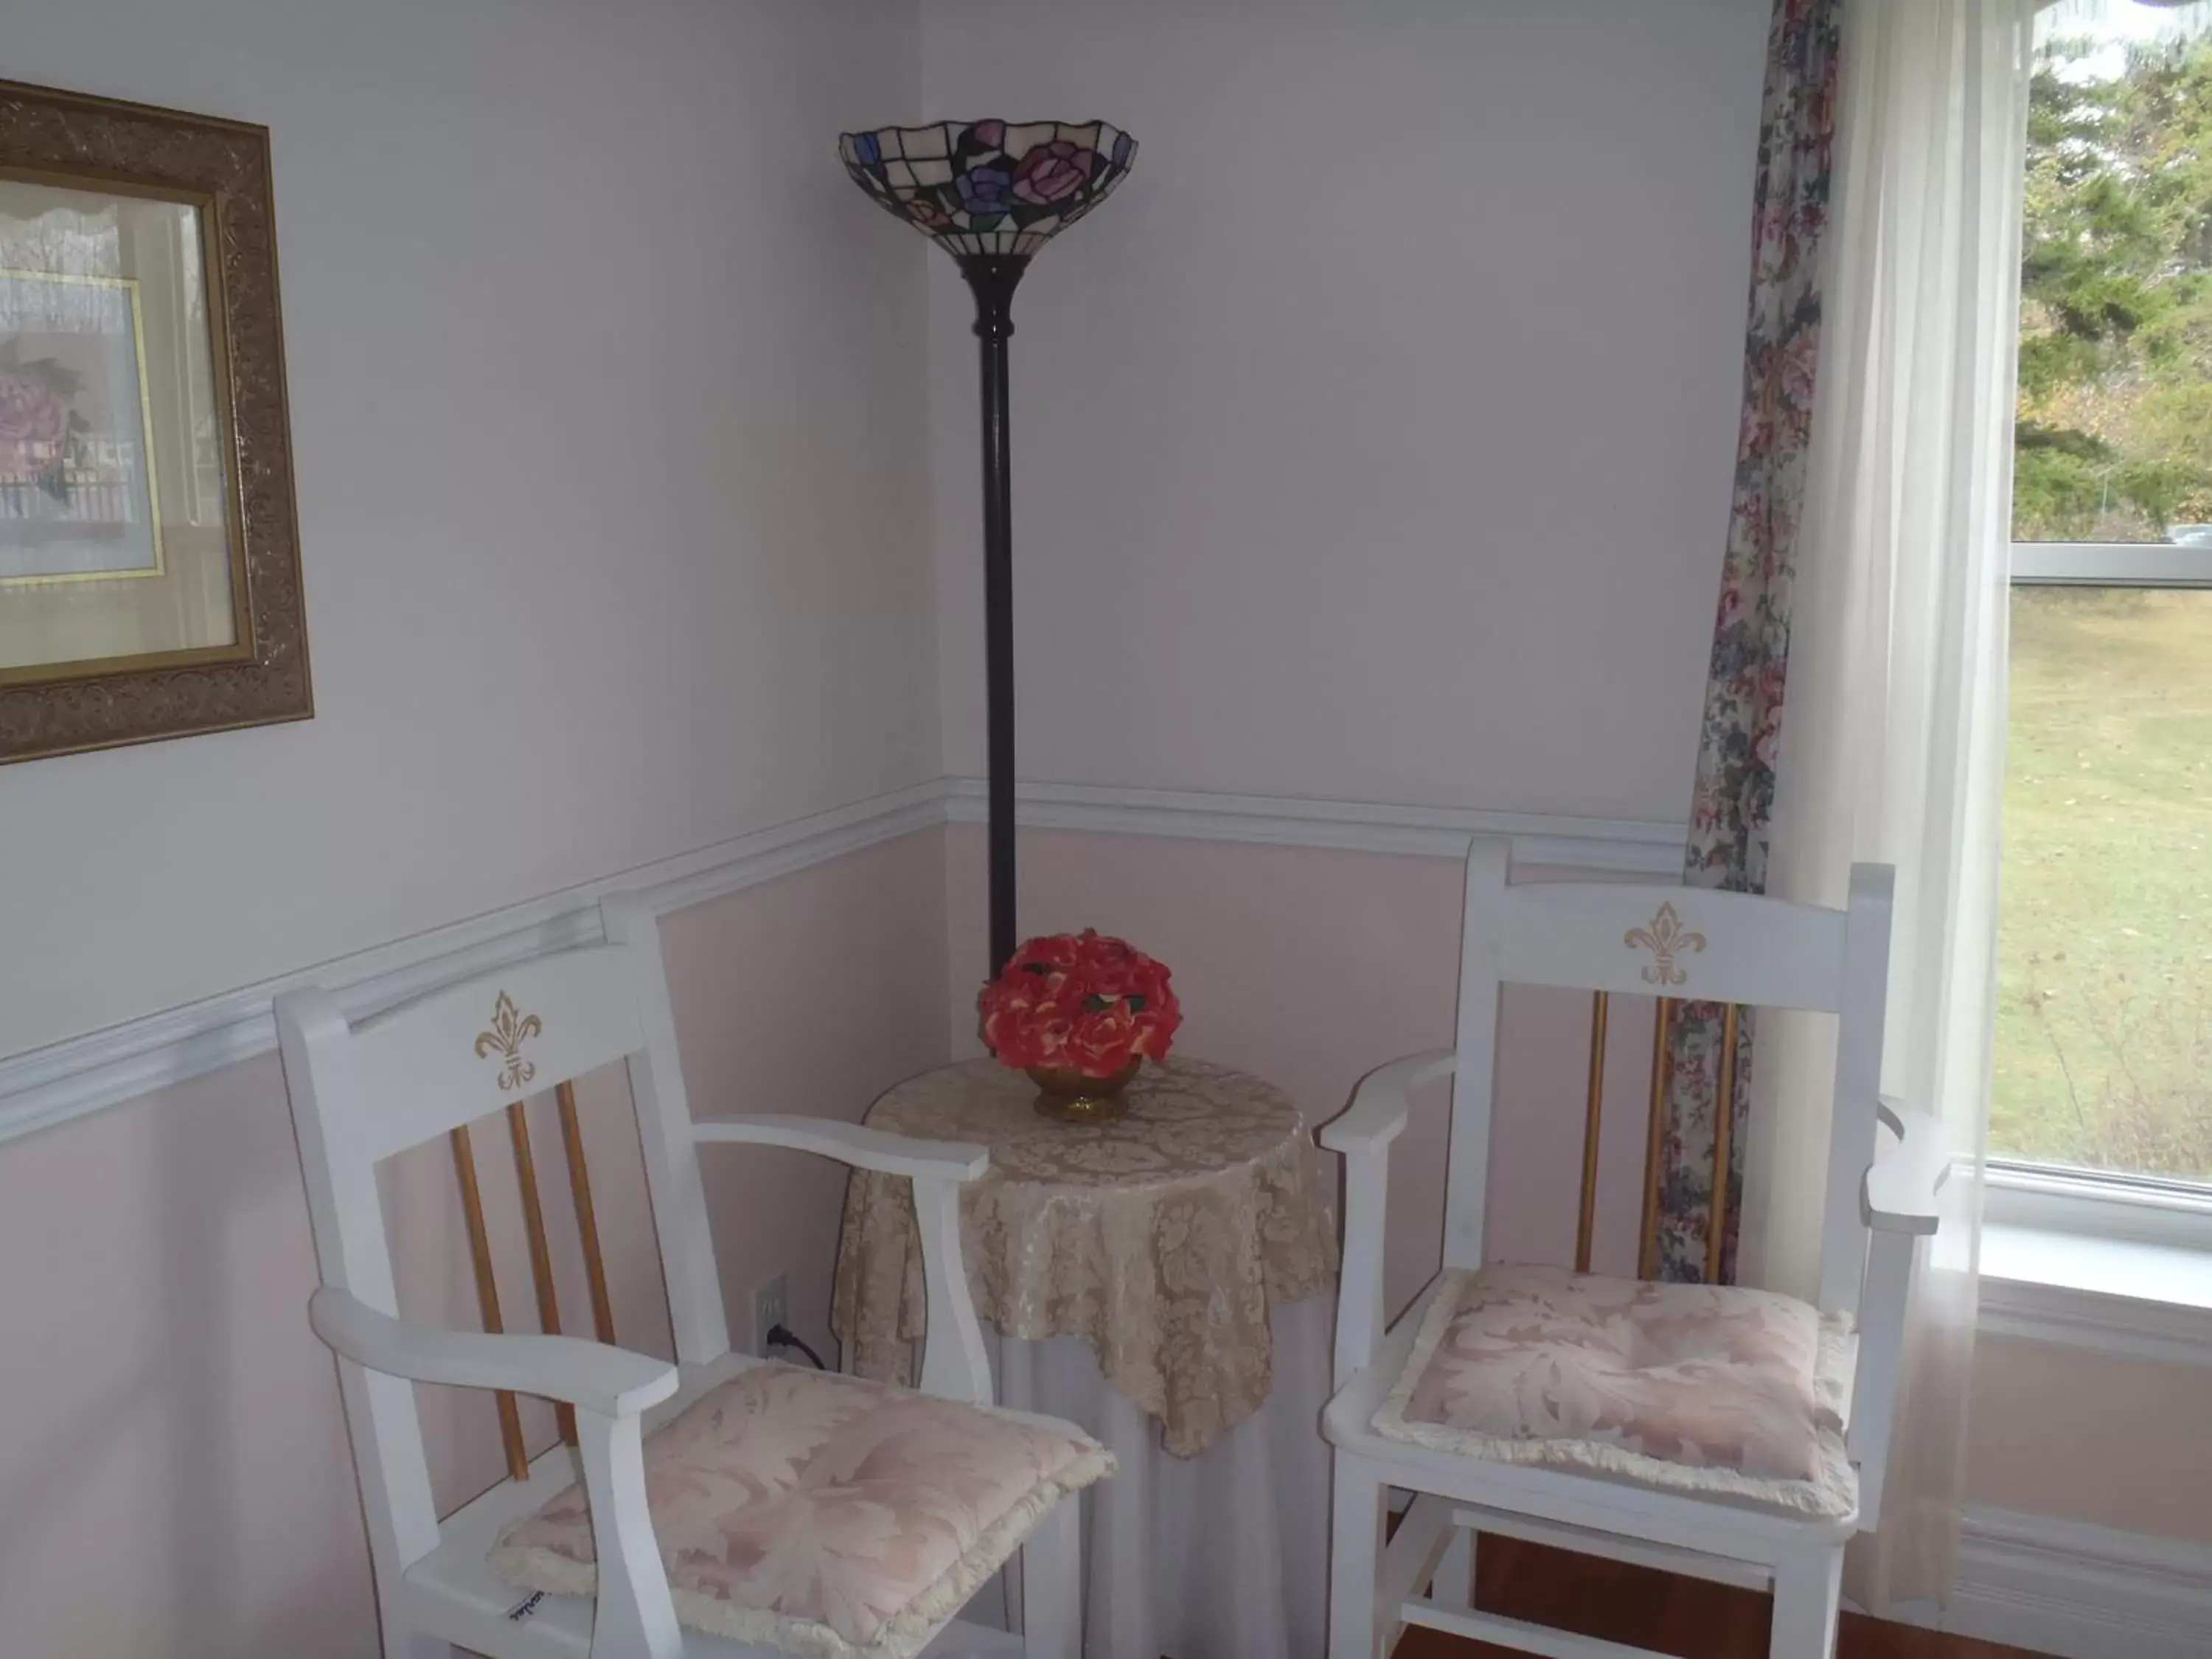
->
xmin=978 ymin=930 xmax=1183 ymax=1077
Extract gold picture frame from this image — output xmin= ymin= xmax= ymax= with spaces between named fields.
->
xmin=0 ymin=80 xmax=308 ymax=762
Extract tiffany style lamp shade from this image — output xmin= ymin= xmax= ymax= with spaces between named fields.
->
xmin=840 ymin=119 xmax=1138 ymax=974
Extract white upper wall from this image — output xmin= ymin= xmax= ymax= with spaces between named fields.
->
xmin=0 ymin=0 xmax=934 ymax=1056
xmin=923 ymin=0 xmax=1768 ymax=821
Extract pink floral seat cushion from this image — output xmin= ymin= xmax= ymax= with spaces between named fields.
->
xmin=490 ymin=1363 xmax=1113 ymax=1659
xmin=1369 ymin=1265 xmax=1857 ymax=1519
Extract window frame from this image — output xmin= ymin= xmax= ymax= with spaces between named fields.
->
xmin=2008 ymin=541 xmax=2212 ymax=586
xmin=1992 ymin=538 xmax=2212 ymax=1246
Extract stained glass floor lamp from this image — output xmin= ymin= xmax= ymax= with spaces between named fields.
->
xmin=840 ymin=119 xmax=1138 ymax=974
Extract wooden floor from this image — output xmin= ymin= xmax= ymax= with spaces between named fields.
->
xmin=1391 ymin=1537 xmax=2043 ymax=1659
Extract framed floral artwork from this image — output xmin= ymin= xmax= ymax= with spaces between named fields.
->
xmin=0 ymin=80 xmax=309 ymax=762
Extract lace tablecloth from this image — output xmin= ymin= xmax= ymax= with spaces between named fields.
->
xmin=830 ymin=1056 xmax=1337 ymax=1457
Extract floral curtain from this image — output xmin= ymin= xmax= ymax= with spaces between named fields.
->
xmin=1655 ymin=0 xmax=1845 ymax=1283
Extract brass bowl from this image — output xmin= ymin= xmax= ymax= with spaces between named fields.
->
xmin=1026 ymin=1056 xmax=1142 ymax=1121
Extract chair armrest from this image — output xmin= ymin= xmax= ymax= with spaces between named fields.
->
xmin=694 ymin=1115 xmax=989 ymax=1180
xmin=1317 ymin=1050 xmax=1456 ymax=1154
xmin=1862 ymin=1096 xmax=1947 ymax=1236
xmin=1320 ymin=1050 xmax=1455 ymax=1390
xmin=697 ymin=1116 xmax=994 ymax=1405
xmin=309 ymin=1288 xmax=681 ymax=1417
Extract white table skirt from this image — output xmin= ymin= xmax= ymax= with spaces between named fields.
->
xmin=953 ymin=1291 xmax=1335 ymax=1659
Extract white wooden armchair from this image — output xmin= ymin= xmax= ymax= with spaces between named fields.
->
xmin=1317 ymin=840 xmax=1946 ymax=1659
xmin=277 ymin=895 xmax=1105 ymax=1659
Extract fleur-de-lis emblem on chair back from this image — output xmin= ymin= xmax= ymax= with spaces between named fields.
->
xmin=474 ymin=990 xmax=543 ymax=1091
xmin=1624 ymin=902 xmax=1706 ymax=987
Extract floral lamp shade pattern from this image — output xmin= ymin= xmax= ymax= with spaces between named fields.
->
xmin=838 ymin=119 xmax=1137 ymax=257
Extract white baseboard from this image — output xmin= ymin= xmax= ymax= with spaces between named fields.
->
xmin=1891 ymin=1506 xmax=2212 ymax=1658
xmin=0 ymin=776 xmax=1683 ymax=1147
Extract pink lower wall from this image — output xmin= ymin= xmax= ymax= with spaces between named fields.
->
xmin=944 ymin=823 xmax=1663 ymax=1307
xmin=947 ymin=823 xmax=2212 ymax=1550
xmin=5 ymin=821 xmax=2205 ymax=1659
xmin=1965 ymin=1335 xmax=2212 ymax=1545
xmin=945 ymin=821 xmax=1467 ymax=1310
xmin=0 ymin=830 xmax=949 ymax=1659
xmin=0 ymin=1051 xmax=378 ymax=1657
xmin=664 ymin=825 xmax=950 ymax=1370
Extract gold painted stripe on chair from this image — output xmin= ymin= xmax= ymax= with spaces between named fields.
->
xmin=450 ymin=1122 xmax=529 ymax=1482
xmin=556 ymin=1080 xmax=619 ymax=1347
xmin=506 ymin=1099 xmax=574 ymax=1447
xmin=1576 ymin=990 xmax=1609 ymax=1275
xmin=1705 ymin=1002 xmax=1742 ymax=1285
xmin=1637 ymin=998 xmax=1674 ymax=1281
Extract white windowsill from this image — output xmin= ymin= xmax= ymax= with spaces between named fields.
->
xmin=1983 ymin=1225 xmax=2212 ymax=1310
xmin=1979 ymin=1170 xmax=2212 ymax=1366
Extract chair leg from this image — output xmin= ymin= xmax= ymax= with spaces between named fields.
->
xmin=1431 ymin=1522 xmax=1475 ymax=1609
xmin=378 ymin=1590 xmax=449 ymax=1659
xmin=383 ymin=1624 xmax=448 ymax=1659
xmin=1018 ymin=1496 xmax=1081 ymax=1659
xmin=1769 ymin=1543 xmax=1843 ymax=1659
xmin=1328 ymin=1461 xmax=1388 ymax=1659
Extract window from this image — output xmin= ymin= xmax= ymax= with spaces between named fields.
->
xmin=1996 ymin=1 xmax=2212 ymax=1208
xmin=1997 ymin=560 xmax=2212 ymax=1192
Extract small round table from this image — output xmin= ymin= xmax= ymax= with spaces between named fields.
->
xmin=830 ymin=1054 xmax=1338 ymax=1659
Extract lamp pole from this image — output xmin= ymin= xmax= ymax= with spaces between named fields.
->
xmin=959 ymin=254 xmax=1030 ymax=976
xmin=838 ymin=119 xmax=1135 ymax=982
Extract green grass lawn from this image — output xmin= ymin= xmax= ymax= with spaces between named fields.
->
xmin=1994 ymin=585 xmax=2212 ymax=1179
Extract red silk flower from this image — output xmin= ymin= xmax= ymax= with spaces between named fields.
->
xmin=978 ymin=930 xmax=1183 ymax=1077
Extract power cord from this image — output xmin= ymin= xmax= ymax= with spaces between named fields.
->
xmin=765 ymin=1323 xmax=827 ymax=1369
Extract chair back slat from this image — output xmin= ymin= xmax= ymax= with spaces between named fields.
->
xmin=448 ymin=1121 xmax=532 ymax=1480
xmin=345 ymin=945 xmax=645 ymax=1165
xmin=1572 ymin=990 xmax=1609 ymax=1273
xmin=502 ymin=1100 xmax=580 ymax=1447
xmin=557 ymin=1079 xmax=622 ymax=1346
xmin=1705 ymin=1001 xmax=1743 ymax=1283
xmin=1632 ymin=995 xmax=1677 ymax=1279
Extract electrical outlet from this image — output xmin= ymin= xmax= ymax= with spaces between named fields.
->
xmin=752 ymin=1272 xmax=788 ymax=1353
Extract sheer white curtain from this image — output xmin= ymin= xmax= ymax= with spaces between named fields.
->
xmin=1742 ymin=0 xmax=2034 ymax=1612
